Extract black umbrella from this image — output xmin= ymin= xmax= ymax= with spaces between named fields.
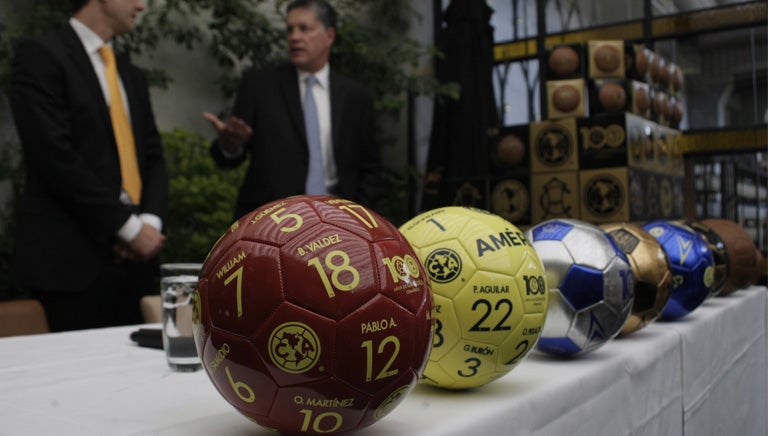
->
xmin=424 ymin=0 xmax=500 ymax=206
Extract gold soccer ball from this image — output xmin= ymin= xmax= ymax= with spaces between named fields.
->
xmin=602 ymin=222 xmax=672 ymax=335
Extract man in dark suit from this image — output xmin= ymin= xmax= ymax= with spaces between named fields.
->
xmin=204 ymin=0 xmax=380 ymax=219
xmin=9 ymin=0 xmax=168 ymax=331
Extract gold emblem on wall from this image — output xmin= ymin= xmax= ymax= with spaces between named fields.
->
xmin=491 ymin=179 xmax=529 ymax=224
xmin=536 ymin=124 xmax=574 ymax=167
xmin=452 ymin=182 xmax=484 ymax=208
xmin=585 ymin=175 xmax=624 ymax=217
xmin=579 ymin=167 xmax=629 ymax=222
xmin=530 ymin=117 xmax=579 ymax=173
xmin=531 ymin=171 xmax=580 ymax=222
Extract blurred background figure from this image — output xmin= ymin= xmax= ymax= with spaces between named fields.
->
xmin=204 ymin=0 xmax=380 ymax=219
xmin=9 ymin=0 xmax=168 ymax=331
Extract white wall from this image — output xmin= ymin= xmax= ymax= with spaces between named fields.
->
xmin=137 ymin=40 xmax=228 ymax=137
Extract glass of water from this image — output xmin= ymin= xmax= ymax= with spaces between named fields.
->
xmin=160 ymin=263 xmax=203 ymax=372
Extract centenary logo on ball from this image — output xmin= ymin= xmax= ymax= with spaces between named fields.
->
xmin=268 ymin=322 xmax=321 ymax=374
xmin=388 ymin=255 xmax=422 ymax=283
xmin=425 ymin=248 xmax=462 ymax=283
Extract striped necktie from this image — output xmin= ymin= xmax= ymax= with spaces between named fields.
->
xmin=99 ymin=45 xmax=142 ymax=204
xmin=304 ymin=75 xmax=326 ymax=195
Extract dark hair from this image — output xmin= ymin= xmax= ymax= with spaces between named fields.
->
xmin=286 ymin=0 xmax=337 ymax=30
xmin=70 ymin=0 xmax=89 ymax=13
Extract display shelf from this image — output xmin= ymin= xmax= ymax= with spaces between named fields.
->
xmin=681 ymin=125 xmax=768 ymax=156
xmin=493 ymin=2 xmax=767 ymax=63
xmin=692 ymin=151 xmax=767 ymax=251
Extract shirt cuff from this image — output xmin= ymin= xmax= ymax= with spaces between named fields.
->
xmin=220 ymin=142 xmax=245 ymax=159
xmin=139 ymin=213 xmax=163 ymax=232
xmin=117 ymin=214 xmax=143 ymax=242
xmin=117 ymin=213 xmax=162 ymax=242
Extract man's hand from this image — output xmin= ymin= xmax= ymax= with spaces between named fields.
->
xmin=116 ymin=223 xmax=165 ymax=262
xmin=203 ymin=112 xmax=253 ymax=154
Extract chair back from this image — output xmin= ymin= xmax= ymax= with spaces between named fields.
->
xmin=140 ymin=295 xmax=162 ymax=324
xmin=0 ymin=299 xmax=50 ymax=337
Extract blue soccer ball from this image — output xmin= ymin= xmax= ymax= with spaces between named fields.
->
xmin=526 ymin=219 xmax=634 ymax=356
xmin=642 ymin=220 xmax=715 ymax=320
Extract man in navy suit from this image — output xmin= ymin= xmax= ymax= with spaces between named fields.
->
xmin=204 ymin=0 xmax=381 ymax=219
xmin=9 ymin=0 xmax=168 ymax=331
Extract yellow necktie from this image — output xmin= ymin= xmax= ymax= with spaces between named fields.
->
xmin=99 ymin=45 xmax=142 ymax=205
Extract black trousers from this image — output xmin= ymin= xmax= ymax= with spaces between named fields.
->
xmin=32 ymin=261 xmax=159 ymax=332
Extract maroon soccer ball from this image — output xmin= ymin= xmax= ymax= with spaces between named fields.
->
xmin=193 ymin=195 xmax=434 ymax=435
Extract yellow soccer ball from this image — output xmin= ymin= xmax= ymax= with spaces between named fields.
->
xmin=400 ymin=207 xmax=548 ymax=389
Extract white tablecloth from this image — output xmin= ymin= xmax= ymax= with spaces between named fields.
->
xmin=1 ymin=287 xmax=765 ymax=436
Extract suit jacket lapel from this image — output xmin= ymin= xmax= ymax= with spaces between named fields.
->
xmin=279 ymin=65 xmax=305 ymax=144
xmin=61 ymin=26 xmax=112 ymax=133
xmin=329 ymin=71 xmax=346 ymax=155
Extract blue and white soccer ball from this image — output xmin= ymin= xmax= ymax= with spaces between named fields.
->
xmin=642 ymin=220 xmax=715 ymax=320
xmin=526 ymin=219 xmax=634 ymax=356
